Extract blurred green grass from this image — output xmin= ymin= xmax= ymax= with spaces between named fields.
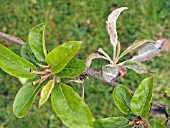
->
xmin=0 ymin=0 xmax=170 ymax=127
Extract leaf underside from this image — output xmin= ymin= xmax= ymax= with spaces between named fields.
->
xmin=28 ymin=23 xmax=46 ymax=62
xmin=39 ymin=80 xmax=54 ymax=107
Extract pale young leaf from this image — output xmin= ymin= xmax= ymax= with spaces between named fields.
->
xmin=102 ymin=65 xmax=127 ymax=82
xmin=118 ymin=39 xmax=154 ymax=59
xmin=131 ymin=39 xmax=166 ymax=62
xmin=86 ymin=53 xmax=110 ymax=68
xmin=107 ymin=7 xmax=128 ymax=48
xmin=123 ymin=60 xmax=152 ymax=74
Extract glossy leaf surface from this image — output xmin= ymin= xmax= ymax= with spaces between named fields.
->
xmin=0 ymin=44 xmax=36 ymax=78
xmin=119 ymin=39 xmax=153 ymax=59
xmin=130 ymin=77 xmax=153 ymax=119
xmin=13 ymin=81 xmax=43 ymax=118
xmin=45 ymin=41 xmax=82 ymax=74
xmin=28 ymin=23 xmax=46 ymax=61
xmin=56 ymin=58 xmax=86 ymax=78
xmin=123 ymin=60 xmax=152 ymax=74
xmin=39 ymin=80 xmax=54 ymax=107
xmin=93 ymin=117 xmax=131 ymax=128
xmin=51 ymin=83 xmax=93 ymax=128
xmin=113 ymin=85 xmax=132 ymax=114
xmin=86 ymin=53 xmax=108 ymax=68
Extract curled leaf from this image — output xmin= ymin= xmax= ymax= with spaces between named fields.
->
xmin=39 ymin=80 xmax=55 ymax=107
xmin=28 ymin=23 xmax=46 ymax=62
xmin=123 ymin=60 xmax=152 ymax=74
xmin=102 ymin=65 xmax=127 ymax=82
xmin=97 ymin=48 xmax=112 ymax=61
xmin=131 ymin=39 xmax=166 ymax=62
xmin=86 ymin=53 xmax=110 ymax=68
xmin=107 ymin=7 xmax=128 ymax=48
xmin=118 ymin=39 xmax=154 ymax=60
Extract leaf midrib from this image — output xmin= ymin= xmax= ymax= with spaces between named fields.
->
xmin=0 ymin=52 xmax=30 ymax=72
xmin=53 ymin=45 xmax=77 ymax=67
xmin=60 ymin=85 xmax=89 ymax=126
xmin=139 ymin=87 xmax=150 ymax=117
xmin=17 ymin=84 xmax=40 ymax=115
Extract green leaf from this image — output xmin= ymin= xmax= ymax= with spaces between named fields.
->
xmin=20 ymin=42 xmax=37 ymax=65
xmin=119 ymin=39 xmax=153 ymax=60
xmin=0 ymin=44 xmax=36 ymax=78
xmin=13 ymin=81 xmax=43 ymax=118
xmin=149 ymin=120 xmax=166 ymax=128
xmin=39 ymin=80 xmax=55 ymax=107
xmin=123 ymin=60 xmax=152 ymax=74
xmin=113 ymin=84 xmax=132 ymax=115
xmin=93 ymin=117 xmax=131 ymax=128
xmin=165 ymin=88 xmax=170 ymax=97
xmin=164 ymin=88 xmax=170 ymax=115
xmin=51 ymin=83 xmax=93 ymax=128
xmin=165 ymin=99 xmax=170 ymax=115
xmin=130 ymin=77 xmax=153 ymax=119
xmin=28 ymin=23 xmax=46 ymax=61
xmin=45 ymin=41 xmax=82 ymax=74
xmin=56 ymin=58 xmax=86 ymax=78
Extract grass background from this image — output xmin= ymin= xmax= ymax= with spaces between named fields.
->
xmin=0 ymin=0 xmax=170 ymax=127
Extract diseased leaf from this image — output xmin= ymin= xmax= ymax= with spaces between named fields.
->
xmin=51 ymin=83 xmax=93 ymax=128
xmin=0 ymin=44 xmax=36 ymax=78
xmin=45 ymin=41 xmax=82 ymax=74
xmin=131 ymin=39 xmax=166 ymax=62
xmin=28 ymin=23 xmax=46 ymax=61
xmin=119 ymin=39 xmax=154 ymax=59
xmin=113 ymin=85 xmax=132 ymax=115
xmin=130 ymin=77 xmax=153 ymax=119
xmin=56 ymin=58 xmax=86 ymax=78
xmin=97 ymin=48 xmax=112 ymax=61
xmin=149 ymin=120 xmax=166 ymax=128
xmin=13 ymin=81 xmax=43 ymax=118
xmin=39 ymin=80 xmax=54 ymax=107
xmin=86 ymin=53 xmax=109 ymax=68
xmin=123 ymin=60 xmax=152 ymax=74
xmin=93 ymin=117 xmax=131 ymax=128
xmin=107 ymin=7 xmax=128 ymax=48
xmin=102 ymin=65 xmax=127 ymax=82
